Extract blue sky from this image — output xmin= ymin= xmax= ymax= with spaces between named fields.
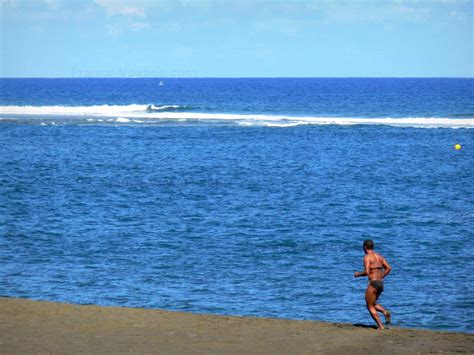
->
xmin=1 ymin=0 xmax=472 ymax=77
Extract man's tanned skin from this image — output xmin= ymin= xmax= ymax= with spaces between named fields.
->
xmin=354 ymin=239 xmax=392 ymax=329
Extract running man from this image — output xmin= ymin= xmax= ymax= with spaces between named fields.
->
xmin=354 ymin=239 xmax=392 ymax=329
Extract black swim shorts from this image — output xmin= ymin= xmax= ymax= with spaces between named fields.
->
xmin=370 ymin=280 xmax=384 ymax=293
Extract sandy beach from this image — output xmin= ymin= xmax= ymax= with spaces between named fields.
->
xmin=0 ymin=297 xmax=472 ymax=354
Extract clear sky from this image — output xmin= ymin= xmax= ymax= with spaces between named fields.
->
xmin=1 ymin=0 xmax=472 ymax=77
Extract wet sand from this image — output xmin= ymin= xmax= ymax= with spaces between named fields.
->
xmin=0 ymin=297 xmax=472 ymax=354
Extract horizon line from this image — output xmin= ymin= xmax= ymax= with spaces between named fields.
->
xmin=1 ymin=76 xmax=473 ymax=79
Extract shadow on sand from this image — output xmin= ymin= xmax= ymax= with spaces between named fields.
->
xmin=352 ymin=323 xmax=378 ymax=329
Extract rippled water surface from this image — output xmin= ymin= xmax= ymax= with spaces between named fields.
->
xmin=1 ymin=124 xmax=473 ymax=332
xmin=1 ymin=78 xmax=473 ymax=332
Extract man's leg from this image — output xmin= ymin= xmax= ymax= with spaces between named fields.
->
xmin=374 ymin=304 xmax=384 ymax=312
xmin=375 ymin=304 xmax=391 ymax=323
xmin=375 ymin=304 xmax=391 ymax=325
xmin=365 ymin=285 xmax=384 ymax=329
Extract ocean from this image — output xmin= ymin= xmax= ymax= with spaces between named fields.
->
xmin=0 ymin=78 xmax=473 ymax=332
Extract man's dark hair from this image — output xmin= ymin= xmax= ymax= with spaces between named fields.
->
xmin=363 ymin=239 xmax=374 ymax=250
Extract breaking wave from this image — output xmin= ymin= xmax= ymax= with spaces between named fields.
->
xmin=146 ymin=104 xmax=191 ymax=112
xmin=1 ymin=105 xmax=473 ymax=128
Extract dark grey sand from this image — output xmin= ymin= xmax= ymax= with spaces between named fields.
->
xmin=0 ymin=297 xmax=472 ymax=354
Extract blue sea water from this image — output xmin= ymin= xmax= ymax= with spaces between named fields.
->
xmin=0 ymin=78 xmax=473 ymax=332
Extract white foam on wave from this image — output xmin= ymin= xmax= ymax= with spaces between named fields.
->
xmin=115 ymin=117 xmax=131 ymax=123
xmin=237 ymin=121 xmax=254 ymax=126
xmin=148 ymin=104 xmax=184 ymax=111
xmin=231 ymin=116 xmax=473 ymax=128
xmin=0 ymin=104 xmax=147 ymax=116
xmin=1 ymin=105 xmax=473 ymax=128
xmin=262 ymin=121 xmax=311 ymax=128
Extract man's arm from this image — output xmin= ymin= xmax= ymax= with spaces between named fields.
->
xmin=354 ymin=256 xmax=370 ymax=277
xmin=382 ymin=257 xmax=392 ymax=278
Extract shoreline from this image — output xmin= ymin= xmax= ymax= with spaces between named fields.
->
xmin=1 ymin=297 xmax=472 ymax=354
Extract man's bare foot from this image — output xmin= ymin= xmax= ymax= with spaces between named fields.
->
xmin=385 ymin=310 xmax=391 ymax=325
